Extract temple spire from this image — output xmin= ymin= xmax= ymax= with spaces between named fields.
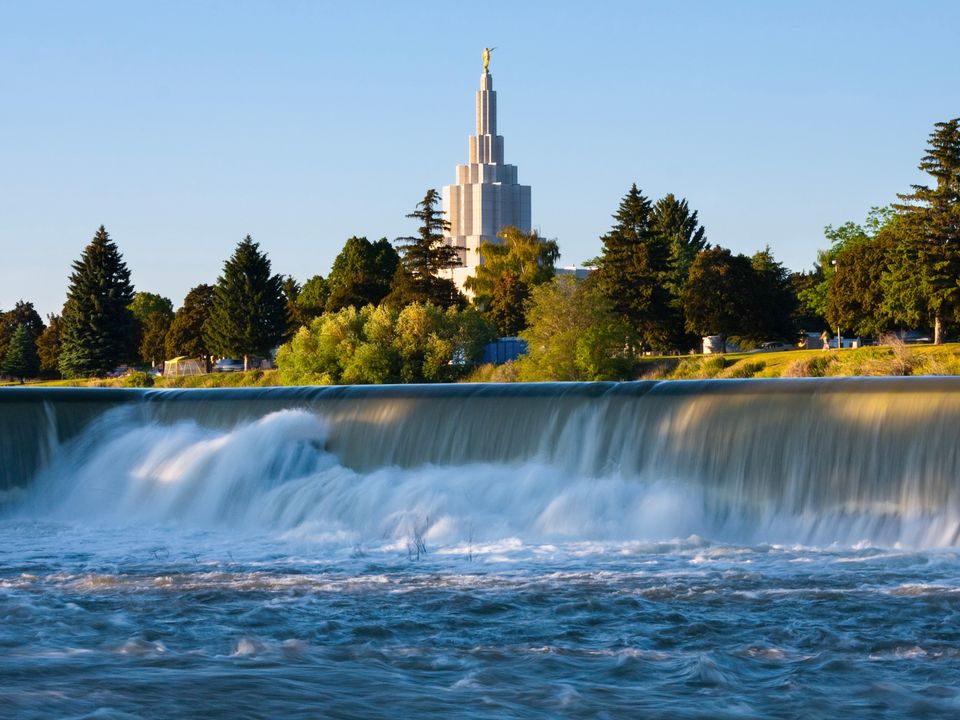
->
xmin=442 ymin=51 xmax=532 ymax=294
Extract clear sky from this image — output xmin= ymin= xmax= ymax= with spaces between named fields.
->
xmin=1 ymin=0 xmax=958 ymax=317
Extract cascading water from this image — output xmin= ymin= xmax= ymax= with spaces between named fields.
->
xmin=4 ymin=379 xmax=960 ymax=718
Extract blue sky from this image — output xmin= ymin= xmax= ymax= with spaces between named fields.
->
xmin=1 ymin=1 xmax=958 ymax=317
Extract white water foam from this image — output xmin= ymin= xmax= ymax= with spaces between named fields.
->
xmin=18 ymin=408 xmax=960 ymax=549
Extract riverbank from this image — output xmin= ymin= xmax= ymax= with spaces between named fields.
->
xmin=5 ymin=342 xmax=960 ymax=388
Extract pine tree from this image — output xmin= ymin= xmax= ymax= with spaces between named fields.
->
xmin=3 ymin=323 xmax=40 ymax=383
xmin=592 ymin=184 xmax=673 ymax=350
xmin=651 ymin=194 xmax=709 ymax=299
xmin=59 ymin=226 xmax=137 ymax=378
xmin=388 ymin=189 xmax=463 ymax=308
xmin=0 ymin=301 xmax=45 ymax=361
xmin=204 ymin=235 xmax=287 ymax=370
xmin=888 ymin=118 xmax=960 ymax=343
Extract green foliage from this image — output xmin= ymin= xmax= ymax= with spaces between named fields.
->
xmin=884 ymin=121 xmax=960 ymax=343
xmin=745 ymin=247 xmax=796 ymax=343
xmin=129 ymin=292 xmax=173 ymax=326
xmin=139 ymin=311 xmax=172 ymax=366
xmin=165 ymin=284 xmax=215 ymax=363
xmin=297 ymin=275 xmax=329 ymax=320
xmin=204 ymin=235 xmax=287 ymax=362
xmin=516 ymin=275 xmax=636 ymax=381
xmin=388 ymin=190 xmax=463 ymax=309
xmin=2 ymin=323 xmax=40 ymax=382
xmin=681 ymin=247 xmax=755 ymax=350
xmin=0 ymin=301 xmax=44 ymax=362
xmin=884 ymin=118 xmax=960 ymax=344
xmin=326 ymin=237 xmax=398 ymax=312
xmin=827 ymin=228 xmax=896 ymax=337
xmin=465 ymin=226 xmax=559 ymax=312
xmin=122 ymin=371 xmax=154 ymax=388
xmin=275 ymin=303 xmax=494 ymax=385
xmin=651 ymin=193 xmax=709 ymax=300
xmin=36 ymin=314 xmax=62 ymax=376
xmin=60 ymin=226 xmax=137 ymax=378
xmin=487 ymin=271 xmax=529 ymax=336
xmin=591 ymin=184 xmax=674 ymax=351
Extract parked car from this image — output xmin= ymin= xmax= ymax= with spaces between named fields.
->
xmin=213 ymin=359 xmax=245 ymax=373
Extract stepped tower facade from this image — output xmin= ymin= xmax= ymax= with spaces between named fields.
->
xmin=442 ymin=52 xmax=532 ymax=291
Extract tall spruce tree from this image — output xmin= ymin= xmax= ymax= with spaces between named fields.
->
xmin=388 ymin=189 xmax=463 ymax=308
xmin=59 ymin=226 xmax=137 ymax=378
xmin=651 ymin=194 xmax=709 ymax=299
xmin=886 ymin=118 xmax=960 ymax=343
xmin=592 ymin=184 xmax=673 ymax=350
xmin=204 ymin=235 xmax=287 ymax=370
xmin=2 ymin=323 xmax=40 ymax=383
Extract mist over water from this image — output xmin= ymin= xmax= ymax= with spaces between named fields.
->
xmin=3 ymin=380 xmax=960 ymax=718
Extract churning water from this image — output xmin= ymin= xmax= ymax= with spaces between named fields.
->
xmin=3 ymin=380 xmax=960 ymax=718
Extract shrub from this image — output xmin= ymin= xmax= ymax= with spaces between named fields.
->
xmin=122 ymin=371 xmax=154 ymax=388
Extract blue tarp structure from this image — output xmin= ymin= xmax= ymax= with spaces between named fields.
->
xmin=481 ymin=338 xmax=528 ymax=365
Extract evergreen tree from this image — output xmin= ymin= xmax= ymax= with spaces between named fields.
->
xmin=204 ymin=235 xmax=287 ymax=370
xmin=36 ymin=314 xmax=63 ymax=377
xmin=165 ymin=284 xmax=215 ymax=369
xmin=651 ymin=194 xmax=709 ymax=298
xmin=743 ymin=247 xmax=797 ymax=344
xmin=59 ymin=226 xmax=137 ymax=378
xmin=3 ymin=323 xmax=40 ymax=383
xmin=326 ymin=237 xmax=398 ymax=311
xmin=592 ymin=184 xmax=673 ymax=351
xmin=0 ymin=301 xmax=44 ymax=361
xmin=388 ymin=189 xmax=463 ymax=308
xmin=886 ymin=118 xmax=960 ymax=343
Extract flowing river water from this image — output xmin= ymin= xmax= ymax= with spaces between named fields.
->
xmin=2 ymin=380 xmax=960 ymax=718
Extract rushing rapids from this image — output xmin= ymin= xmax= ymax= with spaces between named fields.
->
xmin=3 ymin=379 xmax=960 ymax=718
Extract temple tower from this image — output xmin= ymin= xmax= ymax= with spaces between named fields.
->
xmin=443 ymin=53 xmax=532 ymax=291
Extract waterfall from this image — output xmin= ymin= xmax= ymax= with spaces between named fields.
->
xmin=3 ymin=378 xmax=960 ymax=546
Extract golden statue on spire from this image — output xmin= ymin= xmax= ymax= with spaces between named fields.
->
xmin=482 ymin=47 xmax=496 ymax=73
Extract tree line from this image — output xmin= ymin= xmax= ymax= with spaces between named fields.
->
xmin=2 ymin=116 xmax=957 ymax=383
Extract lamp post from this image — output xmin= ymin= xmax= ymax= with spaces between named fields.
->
xmin=831 ymin=259 xmax=841 ymax=351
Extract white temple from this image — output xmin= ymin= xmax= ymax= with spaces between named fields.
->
xmin=442 ymin=51 xmax=532 ymax=291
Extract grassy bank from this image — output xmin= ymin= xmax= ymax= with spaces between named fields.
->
xmin=634 ymin=342 xmax=960 ymax=380
xmin=6 ymin=343 xmax=960 ymax=388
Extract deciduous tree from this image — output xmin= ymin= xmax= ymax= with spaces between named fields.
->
xmin=326 ymin=237 xmax=398 ymax=311
xmin=165 ymin=284 xmax=215 ymax=367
